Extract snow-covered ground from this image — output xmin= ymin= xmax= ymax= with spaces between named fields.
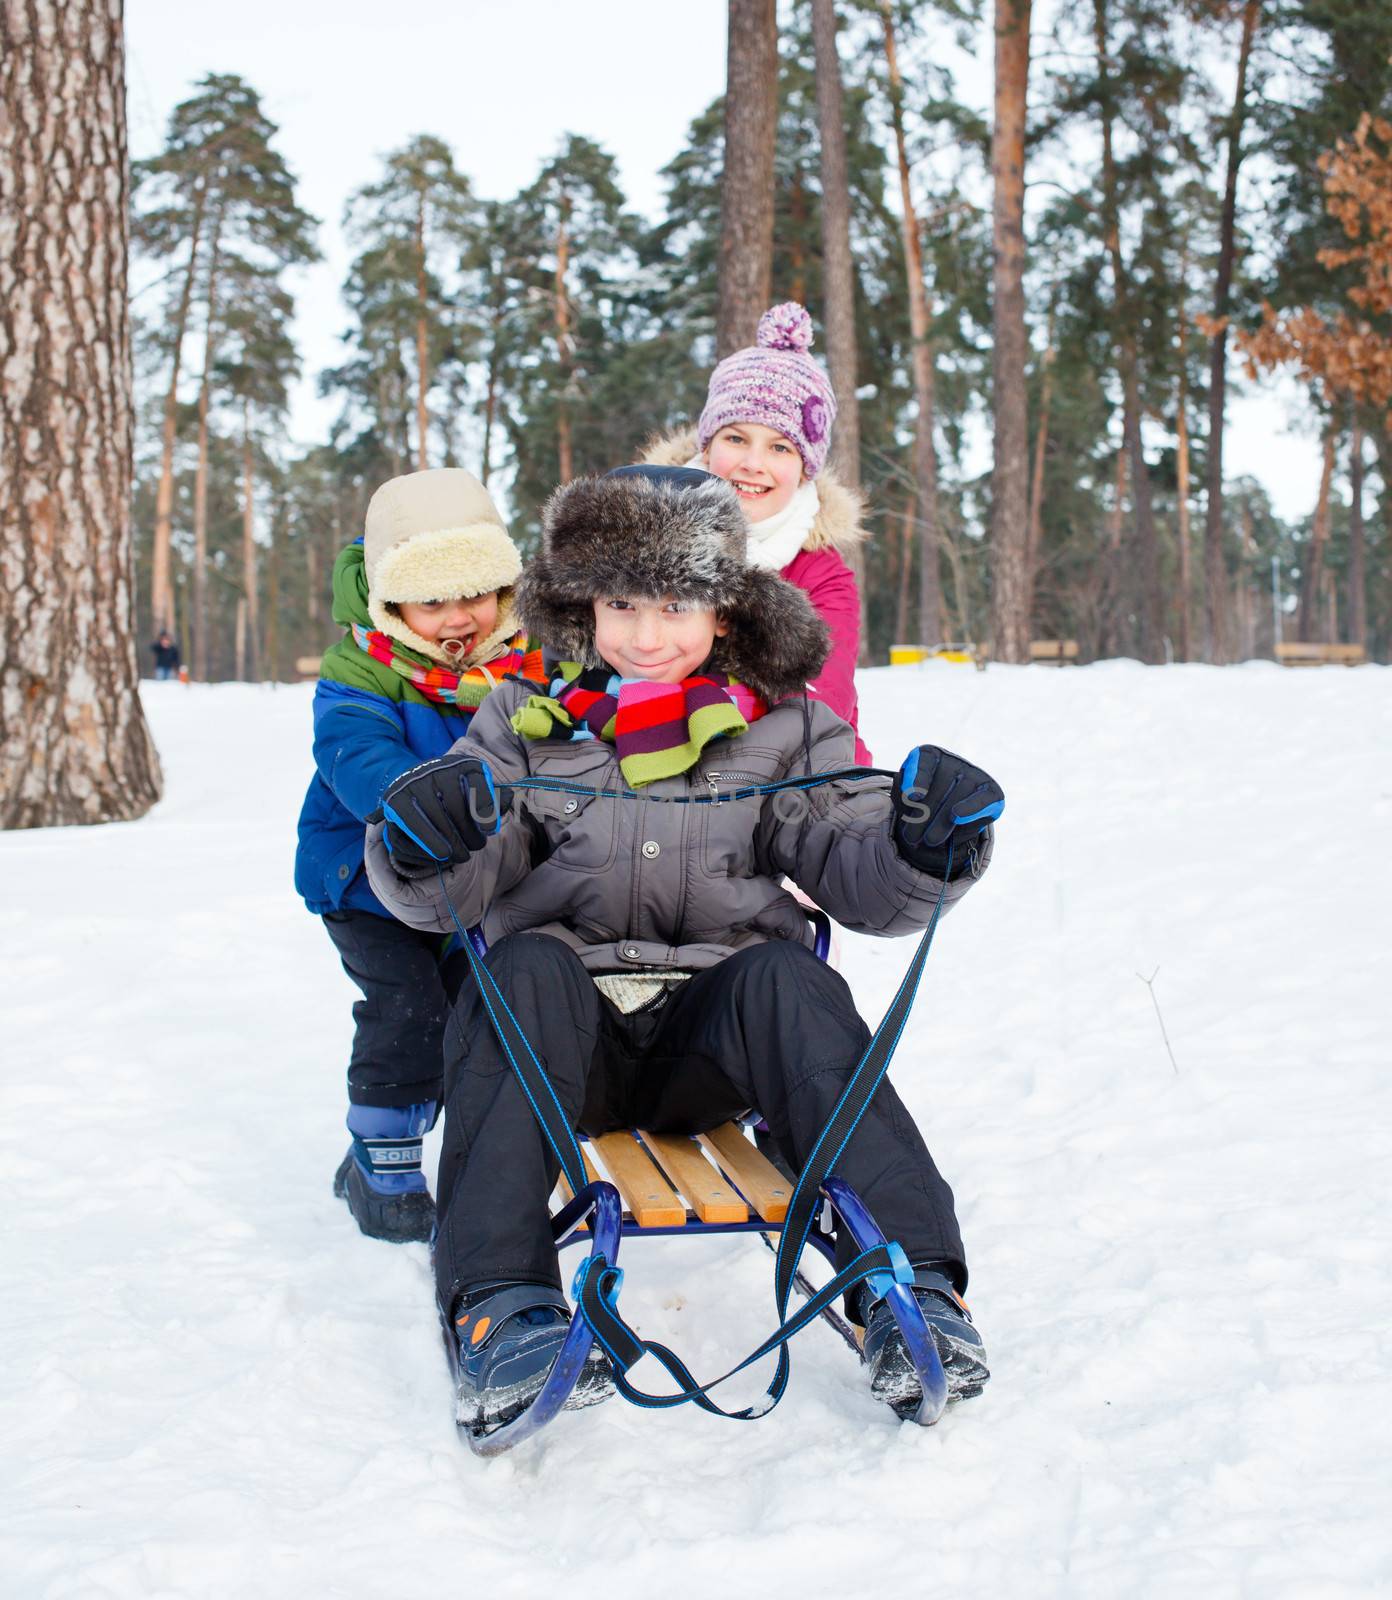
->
xmin=3 ymin=663 xmax=1390 ymax=1599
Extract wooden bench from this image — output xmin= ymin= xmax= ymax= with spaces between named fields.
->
xmin=1274 ymin=642 xmax=1367 ymax=667
xmin=295 ymin=654 xmax=323 ymax=680
xmin=1029 ymin=638 xmax=1079 ymax=665
xmin=554 ymin=1122 xmax=792 ymax=1232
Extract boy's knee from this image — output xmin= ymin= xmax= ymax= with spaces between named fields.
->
xmin=737 ymin=937 xmax=845 ymax=997
xmin=484 ymin=931 xmax=584 ymax=985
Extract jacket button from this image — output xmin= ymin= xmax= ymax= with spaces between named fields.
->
xmin=641 ymin=840 xmax=660 ymax=858
xmin=563 ymin=798 xmax=578 ymax=814
xmin=623 ymin=945 xmax=641 ymax=960
xmin=337 ymin=864 xmax=350 ymax=880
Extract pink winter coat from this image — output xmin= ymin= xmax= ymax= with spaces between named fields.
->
xmin=641 ymin=427 xmax=873 ymax=764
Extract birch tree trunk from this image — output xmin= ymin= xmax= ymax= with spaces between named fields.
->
xmin=717 ymin=0 xmax=778 ymax=358
xmin=150 ymin=193 xmax=203 ymax=635
xmin=0 ymin=0 xmax=162 ymax=826
xmin=1202 ymin=0 xmax=1260 ymax=663
xmin=988 ymin=0 xmax=1033 ymax=662
xmin=883 ymin=0 xmax=945 ymax=649
xmin=812 ymin=0 xmax=868 ymax=662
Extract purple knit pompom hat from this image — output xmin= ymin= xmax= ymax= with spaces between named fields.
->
xmin=697 ymin=302 xmax=838 ymax=479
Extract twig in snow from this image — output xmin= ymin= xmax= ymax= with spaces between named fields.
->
xmin=1136 ymin=965 xmax=1179 ymax=1075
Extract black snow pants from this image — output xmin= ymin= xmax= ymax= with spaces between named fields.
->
xmin=433 ymin=931 xmax=967 ymax=1318
xmin=322 ymin=909 xmax=471 ymax=1108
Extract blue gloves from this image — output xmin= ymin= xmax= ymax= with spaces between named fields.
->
xmin=891 ymin=745 xmax=1003 ymax=879
xmin=374 ymin=754 xmax=510 ymax=876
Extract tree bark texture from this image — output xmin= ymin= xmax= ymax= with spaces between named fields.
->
xmin=1347 ymin=418 xmax=1366 ymax=649
xmin=1202 ymin=0 xmax=1260 ymax=664
xmin=0 ymin=0 xmax=162 ymax=827
xmin=988 ymin=0 xmax=1033 ymax=663
xmin=883 ymin=0 xmax=945 ymax=648
xmin=717 ymin=0 xmax=778 ymax=359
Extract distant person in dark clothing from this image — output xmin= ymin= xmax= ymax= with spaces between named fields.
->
xmin=151 ymin=632 xmax=180 ymax=680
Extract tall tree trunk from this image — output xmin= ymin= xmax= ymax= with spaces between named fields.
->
xmin=1202 ymin=0 xmax=1260 ymax=664
xmin=988 ymin=0 xmax=1033 ymax=662
xmin=812 ymin=0 xmax=868 ymax=662
xmin=717 ymin=0 xmax=778 ymax=357
xmin=883 ymin=0 xmax=945 ymax=649
xmin=191 ymin=215 xmax=224 ymax=682
xmin=482 ymin=321 xmax=500 ymax=486
xmin=233 ymin=596 xmax=246 ymax=682
xmin=1175 ymin=362 xmax=1193 ymax=662
xmin=0 ymin=0 xmax=162 ymax=825
xmin=240 ymin=398 xmax=259 ymax=682
xmin=788 ymin=168 xmax=808 ymax=306
xmin=1237 ymin=497 xmax=1256 ymax=658
xmin=150 ymin=190 xmax=204 ymax=636
xmin=1094 ymin=0 xmax=1163 ymax=662
xmin=554 ymin=198 xmax=573 ymax=485
xmin=1297 ymin=429 xmax=1336 ymax=642
xmin=1026 ymin=306 xmax=1055 ymax=622
xmin=895 ymin=496 xmax=914 ymax=645
xmin=415 ymin=189 xmax=429 ymax=471
xmin=266 ymin=488 xmax=282 ymax=682
xmin=1347 ymin=416 xmax=1366 ymax=649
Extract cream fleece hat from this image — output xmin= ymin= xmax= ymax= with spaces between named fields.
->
xmin=364 ymin=468 xmax=523 ymax=665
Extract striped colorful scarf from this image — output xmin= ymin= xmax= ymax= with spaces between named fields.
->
xmin=511 ymin=664 xmax=768 ymax=787
xmin=350 ymin=623 xmax=544 ymax=710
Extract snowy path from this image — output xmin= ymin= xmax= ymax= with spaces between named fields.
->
xmin=3 ymin=664 xmax=1390 ymax=1598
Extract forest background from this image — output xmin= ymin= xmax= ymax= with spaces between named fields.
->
xmin=126 ymin=0 xmax=1392 ymax=681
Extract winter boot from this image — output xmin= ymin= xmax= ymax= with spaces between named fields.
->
xmin=860 ymin=1265 xmax=990 ymax=1417
xmin=449 ymin=1282 xmax=614 ymax=1437
xmin=333 ymin=1101 xmax=437 ymax=1244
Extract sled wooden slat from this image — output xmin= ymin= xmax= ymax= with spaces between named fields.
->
xmin=640 ymin=1132 xmax=749 ymax=1224
xmin=590 ymin=1134 xmax=688 ymax=1228
xmin=697 ymin=1123 xmax=791 ymax=1223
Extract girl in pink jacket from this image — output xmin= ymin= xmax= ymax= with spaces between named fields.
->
xmin=641 ymin=301 xmax=872 ymax=763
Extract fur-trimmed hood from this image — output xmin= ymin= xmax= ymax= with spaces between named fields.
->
xmin=515 ymin=469 xmax=829 ymax=704
xmin=639 ymin=425 xmax=867 ymax=559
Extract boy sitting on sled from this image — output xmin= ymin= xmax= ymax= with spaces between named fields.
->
xmin=364 ymin=465 xmax=1003 ymax=1436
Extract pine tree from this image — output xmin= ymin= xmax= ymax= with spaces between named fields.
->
xmin=132 ymin=74 xmax=317 ymax=664
xmin=718 ymin=0 xmax=780 ymax=355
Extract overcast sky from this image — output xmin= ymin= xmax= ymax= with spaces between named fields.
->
xmin=125 ymin=0 xmax=1329 ymax=524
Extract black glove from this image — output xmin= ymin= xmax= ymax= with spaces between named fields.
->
xmin=374 ymin=755 xmax=510 ymax=876
xmin=891 ymin=745 xmax=1003 ymax=879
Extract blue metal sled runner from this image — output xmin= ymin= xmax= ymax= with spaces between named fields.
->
xmin=419 ymin=767 xmax=980 ymax=1457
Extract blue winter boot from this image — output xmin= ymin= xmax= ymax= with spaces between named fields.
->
xmin=332 ymin=1102 xmax=437 ymax=1244
xmin=449 ymin=1282 xmax=614 ymax=1437
xmin=860 ymin=1265 xmax=990 ymax=1417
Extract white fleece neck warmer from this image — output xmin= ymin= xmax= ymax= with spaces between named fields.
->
xmin=685 ymin=456 xmax=821 ymax=573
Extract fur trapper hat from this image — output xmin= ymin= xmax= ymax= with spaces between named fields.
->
xmin=364 ymin=468 xmax=523 ymax=665
xmin=515 ymin=465 xmax=829 ymax=703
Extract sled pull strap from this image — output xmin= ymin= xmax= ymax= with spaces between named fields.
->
xmin=573 ymin=1243 xmax=911 ymax=1418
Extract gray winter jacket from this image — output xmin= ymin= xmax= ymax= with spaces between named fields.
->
xmin=364 ymin=679 xmax=992 ymax=971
